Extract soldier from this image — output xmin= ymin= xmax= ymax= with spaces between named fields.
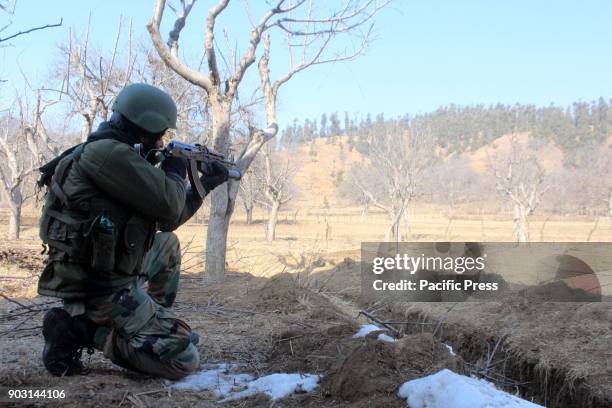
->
xmin=37 ymin=83 xmax=228 ymax=380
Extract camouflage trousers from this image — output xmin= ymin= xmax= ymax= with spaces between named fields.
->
xmin=67 ymin=232 xmax=199 ymax=380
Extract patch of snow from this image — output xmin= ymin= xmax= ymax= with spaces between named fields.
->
xmin=221 ymin=373 xmax=320 ymax=402
xmin=352 ymin=324 xmax=382 ymax=338
xmin=377 ymin=333 xmax=398 ymax=343
xmin=398 ymin=369 xmax=543 ymax=408
xmin=444 ymin=343 xmax=456 ymax=356
xmin=170 ymin=363 xmax=253 ymax=396
xmin=169 ymin=364 xmax=320 ymax=402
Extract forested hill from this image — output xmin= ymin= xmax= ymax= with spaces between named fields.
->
xmin=280 ymin=99 xmax=611 ymax=164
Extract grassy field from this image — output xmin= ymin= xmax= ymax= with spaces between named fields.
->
xmin=6 ymin=205 xmax=612 ymax=280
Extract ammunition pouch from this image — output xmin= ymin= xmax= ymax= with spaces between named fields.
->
xmin=45 ymin=209 xmax=93 ymax=263
xmin=87 ymin=214 xmax=117 ymax=275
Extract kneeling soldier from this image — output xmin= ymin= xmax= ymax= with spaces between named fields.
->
xmin=37 ymin=83 xmax=228 ymax=380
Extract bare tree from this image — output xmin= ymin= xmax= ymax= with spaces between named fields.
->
xmin=544 ymin=145 xmax=612 ymax=217
xmin=349 ymin=125 xmax=437 ymax=241
xmin=50 ymin=17 xmax=134 ymax=142
xmin=426 ymin=156 xmax=481 ymax=239
xmin=238 ymin=168 xmax=258 ymax=225
xmin=147 ymin=0 xmax=390 ymax=281
xmin=489 ymin=136 xmax=546 ymax=242
xmin=337 ymin=174 xmax=370 ymax=220
xmin=252 ymin=146 xmax=295 ymax=241
xmin=0 ymin=90 xmax=55 ymax=239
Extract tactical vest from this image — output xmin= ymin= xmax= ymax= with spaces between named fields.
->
xmin=38 ymin=136 xmax=156 ymax=299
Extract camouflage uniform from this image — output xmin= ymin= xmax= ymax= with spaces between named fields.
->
xmin=39 ymin=121 xmax=203 ymax=380
xmin=73 ymin=232 xmax=198 ymax=380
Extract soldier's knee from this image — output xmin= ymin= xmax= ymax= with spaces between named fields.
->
xmin=156 ymin=231 xmax=180 ymax=253
xmin=165 ymin=343 xmax=200 ymax=380
xmin=153 ymin=232 xmax=181 ymax=267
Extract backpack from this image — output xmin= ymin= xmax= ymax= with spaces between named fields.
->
xmin=38 ymin=143 xmax=94 ymax=262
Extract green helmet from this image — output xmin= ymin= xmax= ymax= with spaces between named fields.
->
xmin=112 ymin=83 xmax=177 ymax=133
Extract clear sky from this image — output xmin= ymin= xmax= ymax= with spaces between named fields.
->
xmin=1 ymin=0 xmax=612 ymax=130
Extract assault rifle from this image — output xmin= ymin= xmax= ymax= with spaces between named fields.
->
xmin=162 ymin=140 xmax=242 ymax=199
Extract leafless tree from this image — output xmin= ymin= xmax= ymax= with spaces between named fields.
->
xmin=337 ymin=174 xmax=370 ymax=220
xmin=238 ymin=168 xmax=259 ymax=225
xmin=252 ymin=146 xmax=295 ymax=241
xmin=426 ymin=156 xmax=481 ymax=239
xmin=489 ymin=136 xmax=547 ymax=242
xmin=544 ymin=145 xmax=612 ymax=217
xmin=49 ymin=17 xmax=134 ymax=142
xmin=147 ymin=0 xmax=391 ymax=281
xmin=0 ymin=90 xmax=56 ymax=239
xmin=349 ymin=126 xmax=437 ymax=241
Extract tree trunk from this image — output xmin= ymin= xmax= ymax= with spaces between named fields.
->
xmin=8 ymin=197 xmax=21 ymax=240
xmin=204 ymin=105 xmax=236 ymax=282
xmin=245 ymin=205 xmax=253 ymax=225
xmin=385 ymin=212 xmax=400 ymax=242
xmin=394 ymin=217 xmax=401 ymax=243
xmin=513 ymin=203 xmax=529 ymax=242
xmin=266 ymin=200 xmax=280 ymax=242
xmin=81 ymin=115 xmax=93 ymax=142
xmin=360 ymin=200 xmax=369 ymax=222
xmin=403 ymin=212 xmax=412 ymax=240
xmin=385 ymin=204 xmax=406 ymax=242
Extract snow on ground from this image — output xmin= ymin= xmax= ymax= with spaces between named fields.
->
xmin=377 ymin=333 xmax=398 ymax=342
xmin=220 ymin=373 xmax=320 ymax=402
xmin=444 ymin=343 xmax=456 ymax=356
xmin=398 ymin=369 xmax=543 ymax=408
xmin=169 ymin=363 xmax=320 ymax=401
xmin=169 ymin=363 xmax=253 ymax=395
xmin=352 ymin=324 xmax=382 ymax=338
xmin=353 ymin=324 xmax=398 ymax=342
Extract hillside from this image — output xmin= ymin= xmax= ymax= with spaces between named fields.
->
xmin=464 ymin=132 xmax=564 ymax=173
xmin=284 ymin=132 xmax=569 ymax=210
xmin=286 ymin=136 xmax=364 ymax=209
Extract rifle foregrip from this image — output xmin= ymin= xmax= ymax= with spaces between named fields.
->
xmin=228 ymin=168 xmax=241 ymax=180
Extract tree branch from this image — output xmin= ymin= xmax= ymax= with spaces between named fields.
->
xmin=204 ymin=0 xmax=230 ymax=89
xmin=147 ymin=0 xmax=213 ymax=93
xmin=0 ymin=18 xmax=63 ymax=43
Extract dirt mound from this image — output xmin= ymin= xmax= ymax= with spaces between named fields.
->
xmin=267 ymin=323 xmax=358 ymax=373
xmin=520 ymin=280 xmax=601 ymax=302
xmin=324 ymin=333 xmax=463 ymax=402
xmin=247 ymin=273 xmax=347 ymax=320
xmin=309 ymin=257 xmax=361 ymax=300
xmin=267 ymin=320 xmax=463 ymax=405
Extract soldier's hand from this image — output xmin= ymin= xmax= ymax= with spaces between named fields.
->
xmin=200 ymin=161 xmax=229 ymax=192
xmin=162 ymin=156 xmax=188 ymax=179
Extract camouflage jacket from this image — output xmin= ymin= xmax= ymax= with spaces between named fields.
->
xmin=38 ymin=122 xmax=202 ymax=299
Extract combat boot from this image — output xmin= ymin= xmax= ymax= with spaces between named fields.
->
xmin=42 ymin=308 xmax=96 ymax=376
